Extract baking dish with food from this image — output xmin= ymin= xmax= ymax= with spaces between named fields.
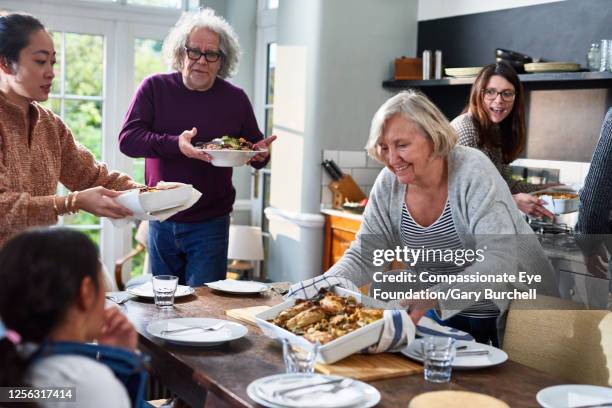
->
xmin=532 ymin=189 xmax=579 ymax=214
xmin=255 ymin=287 xmax=386 ymax=364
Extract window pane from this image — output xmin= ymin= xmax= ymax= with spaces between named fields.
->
xmin=127 ymin=0 xmax=181 ymax=8
xmin=134 ymin=38 xmax=165 ymax=89
xmin=133 ymin=159 xmax=146 ymax=185
xmin=64 ymin=99 xmax=103 ymax=160
xmin=188 ymin=0 xmax=201 ymax=10
xmin=266 ymin=43 xmax=276 ymax=105
xmin=267 ymin=0 xmax=279 ymax=9
xmin=65 ymin=33 xmax=103 ymax=96
xmin=265 ymin=108 xmax=273 ymax=138
xmin=51 ymin=32 xmax=63 ymax=95
xmin=263 ymin=173 xmax=271 ymax=232
xmin=41 ymin=98 xmax=61 ymax=114
xmin=63 ymin=211 xmax=99 ymax=228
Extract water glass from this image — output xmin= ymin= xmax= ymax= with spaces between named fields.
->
xmin=421 ymin=336 xmax=456 ymax=383
xmin=282 ymin=338 xmax=320 ymax=374
xmin=152 ymin=275 xmax=178 ymax=309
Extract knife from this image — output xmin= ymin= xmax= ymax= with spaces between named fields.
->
xmin=272 ymin=378 xmax=346 ymax=398
xmin=328 ymin=159 xmax=344 ymax=179
xmin=321 ymin=160 xmax=341 ymax=181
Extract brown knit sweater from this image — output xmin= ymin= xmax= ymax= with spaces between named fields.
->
xmin=0 ymin=91 xmax=138 ymax=245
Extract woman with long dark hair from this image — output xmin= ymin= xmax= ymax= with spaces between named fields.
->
xmin=451 ymin=62 xmax=555 ymax=219
xmin=0 ymin=12 xmax=138 ymax=246
xmin=0 ymin=228 xmax=136 ymax=407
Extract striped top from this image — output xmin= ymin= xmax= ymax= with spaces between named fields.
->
xmin=576 ymin=108 xmax=612 ymax=254
xmin=401 ymin=200 xmax=499 ymax=318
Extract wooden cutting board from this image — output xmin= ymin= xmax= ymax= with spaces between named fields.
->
xmin=225 ymin=305 xmax=271 ymax=326
xmin=316 ymin=353 xmax=422 ymax=381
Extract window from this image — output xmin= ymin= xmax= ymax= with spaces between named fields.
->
xmin=127 ymin=0 xmax=181 ymax=8
xmin=266 ymin=0 xmax=279 ymax=9
xmin=43 ymin=31 xmax=105 ymax=245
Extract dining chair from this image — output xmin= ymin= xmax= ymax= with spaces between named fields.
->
xmin=115 ymin=221 xmax=150 ymax=291
xmin=503 ymin=295 xmax=612 ymax=386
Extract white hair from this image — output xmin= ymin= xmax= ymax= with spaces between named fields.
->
xmin=365 ymin=90 xmax=458 ymax=162
xmin=162 ymin=8 xmax=240 ymax=78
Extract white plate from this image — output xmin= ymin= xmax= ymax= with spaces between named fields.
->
xmin=445 ymin=67 xmax=483 ymax=77
xmin=537 ymin=384 xmax=612 ymax=408
xmin=206 ymin=279 xmax=269 ymax=294
xmin=147 ymin=318 xmax=248 ymax=346
xmin=247 ymin=374 xmax=381 ymax=408
xmin=126 ymin=282 xmax=195 ymax=299
xmin=200 ymin=149 xmax=266 ymax=167
xmin=401 ymin=339 xmax=508 ymax=370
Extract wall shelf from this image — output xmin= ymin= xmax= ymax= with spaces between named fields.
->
xmin=383 ymin=71 xmax=612 ymax=91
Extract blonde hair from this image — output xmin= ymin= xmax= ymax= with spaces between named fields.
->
xmin=365 ymin=90 xmax=458 ymax=163
xmin=162 ymin=8 xmax=240 ymax=78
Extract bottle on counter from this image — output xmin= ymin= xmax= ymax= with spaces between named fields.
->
xmin=434 ymin=50 xmax=443 ymax=79
xmin=422 ymin=50 xmax=432 ymax=80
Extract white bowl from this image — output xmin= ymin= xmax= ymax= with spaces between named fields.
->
xmin=116 ymin=182 xmax=193 ymax=215
xmin=255 ymin=287 xmax=385 ymax=364
xmin=201 ymin=149 xmax=265 ymax=167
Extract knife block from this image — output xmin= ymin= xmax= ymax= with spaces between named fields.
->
xmin=329 ymin=175 xmax=366 ymax=209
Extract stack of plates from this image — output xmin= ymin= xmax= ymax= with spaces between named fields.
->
xmin=444 ymin=67 xmax=483 ymax=77
xmin=524 ymin=62 xmax=580 ymax=73
xmin=246 ymin=374 xmax=380 ymax=408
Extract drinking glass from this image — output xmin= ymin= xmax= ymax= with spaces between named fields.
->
xmin=599 ymin=39 xmax=612 ymax=72
xmin=282 ymin=338 xmax=320 ymax=374
xmin=152 ymin=275 xmax=179 ymax=309
xmin=421 ymin=336 xmax=456 ymax=383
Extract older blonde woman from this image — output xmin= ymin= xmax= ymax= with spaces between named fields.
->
xmin=289 ymin=91 xmax=554 ymax=346
xmin=119 ymin=9 xmax=275 ymax=286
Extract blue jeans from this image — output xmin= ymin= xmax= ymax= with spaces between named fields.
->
xmin=148 ymin=216 xmax=230 ymax=286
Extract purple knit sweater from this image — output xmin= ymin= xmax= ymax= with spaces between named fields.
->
xmin=119 ymin=72 xmax=265 ymax=222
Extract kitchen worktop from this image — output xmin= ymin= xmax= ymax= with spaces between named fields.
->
xmin=320 ymin=206 xmax=364 ymax=222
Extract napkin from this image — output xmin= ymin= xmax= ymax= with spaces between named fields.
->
xmin=258 ymin=377 xmax=363 ymax=408
xmin=110 ymin=189 xmax=202 ymax=228
xmin=416 ymin=315 xmax=474 ymax=341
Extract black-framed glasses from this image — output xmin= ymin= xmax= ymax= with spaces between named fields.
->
xmin=482 ymin=88 xmax=516 ymax=102
xmin=184 ymin=46 xmax=223 ymax=63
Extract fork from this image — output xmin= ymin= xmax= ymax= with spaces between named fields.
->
xmin=161 ymin=322 xmax=225 ymax=335
xmin=106 ymin=294 xmax=132 ymax=305
xmin=280 ymin=379 xmax=354 ymax=399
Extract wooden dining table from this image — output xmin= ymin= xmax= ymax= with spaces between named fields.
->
xmin=120 ymin=287 xmax=565 ymax=408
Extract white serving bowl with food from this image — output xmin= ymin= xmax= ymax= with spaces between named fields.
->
xmin=116 ymin=182 xmax=193 ymax=215
xmin=532 ymin=189 xmax=579 ymax=214
xmin=255 ymin=287 xmax=385 ymax=364
xmin=196 ymin=136 xmax=265 ymax=167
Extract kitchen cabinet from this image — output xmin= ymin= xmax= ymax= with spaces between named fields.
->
xmin=322 ymin=211 xmax=362 ymax=270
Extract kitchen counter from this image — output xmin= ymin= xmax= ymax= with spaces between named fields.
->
xmin=320 ymin=207 xmax=363 ymax=222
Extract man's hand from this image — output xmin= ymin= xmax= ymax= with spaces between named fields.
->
xmin=249 ymin=135 xmax=277 ymax=163
xmin=178 ymin=127 xmax=212 ymax=162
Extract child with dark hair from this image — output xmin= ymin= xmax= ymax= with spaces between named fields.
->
xmin=0 ymin=228 xmax=137 ymax=407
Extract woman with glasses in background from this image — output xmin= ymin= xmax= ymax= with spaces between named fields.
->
xmin=119 ymin=8 xmax=275 ymax=286
xmin=451 ymin=62 xmax=556 ymax=219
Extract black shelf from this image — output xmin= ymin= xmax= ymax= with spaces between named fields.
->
xmin=383 ymin=71 xmax=612 ymax=91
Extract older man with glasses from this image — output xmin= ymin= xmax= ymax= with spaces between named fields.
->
xmin=119 ymin=8 xmax=275 ymax=286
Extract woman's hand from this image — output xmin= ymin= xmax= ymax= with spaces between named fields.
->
xmin=513 ymin=193 xmax=555 ymax=220
xmin=76 ymin=187 xmax=133 ymax=219
xmin=249 ymin=135 xmax=277 ymax=163
xmin=178 ymin=127 xmax=212 ymax=162
xmin=98 ymin=307 xmax=138 ymax=351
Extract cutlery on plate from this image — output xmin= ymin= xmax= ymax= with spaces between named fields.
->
xmin=272 ymin=378 xmax=350 ymax=398
xmin=284 ymin=379 xmax=355 ymax=400
xmin=105 ymin=294 xmax=133 ymax=305
xmin=414 ymin=348 xmax=490 ymax=357
xmin=161 ymin=322 xmax=226 ymax=335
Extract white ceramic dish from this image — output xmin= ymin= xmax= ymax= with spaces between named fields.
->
xmin=200 ymin=149 xmax=266 ymax=167
xmin=206 ymin=279 xmax=269 ymax=294
xmin=445 ymin=67 xmax=483 ymax=77
xmin=524 ymin=62 xmax=580 ymax=73
xmin=532 ymin=189 xmax=579 ymax=214
xmin=247 ymin=373 xmax=381 ymax=408
xmin=116 ymin=182 xmax=193 ymax=214
xmin=126 ymin=282 xmax=195 ymax=299
xmin=147 ymin=318 xmax=248 ymax=346
xmin=536 ymin=384 xmax=612 ymax=408
xmin=255 ymin=287 xmax=385 ymax=364
xmin=401 ymin=339 xmax=508 ymax=370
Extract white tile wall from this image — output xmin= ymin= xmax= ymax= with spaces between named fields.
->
xmin=321 ymin=149 xmax=383 ymax=205
xmin=512 ymin=159 xmax=590 ymax=187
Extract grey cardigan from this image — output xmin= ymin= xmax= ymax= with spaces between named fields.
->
xmin=325 ymin=145 xmax=556 ymax=322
